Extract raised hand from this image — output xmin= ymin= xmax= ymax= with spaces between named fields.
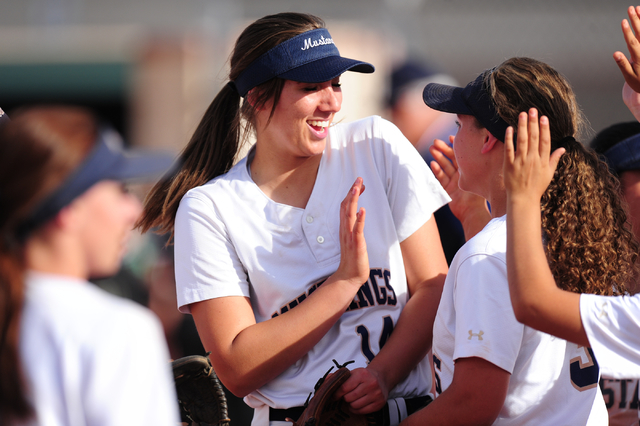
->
xmin=429 ymin=136 xmax=490 ymax=239
xmin=334 ymin=177 xmax=369 ymax=288
xmin=503 ymin=108 xmax=565 ymax=203
xmin=614 ymin=7 xmax=640 ymax=104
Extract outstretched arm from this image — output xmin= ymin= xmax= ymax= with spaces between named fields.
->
xmin=429 ymin=136 xmax=491 ymax=240
xmin=503 ymin=108 xmax=588 ymax=346
xmin=614 ymin=6 xmax=640 ymax=121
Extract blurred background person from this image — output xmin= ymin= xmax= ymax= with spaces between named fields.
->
xmin=387 ymin=59 xmax=465 ymax=264
xmin=0 ymin=105 xmax=180 ymax=426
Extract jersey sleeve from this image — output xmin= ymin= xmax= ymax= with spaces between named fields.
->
xmin=580 ymin=293 xmax=640 ymax=379
xmin=452 ymin=253 xmax=524 ymax=373
xmin=374 ymin=117 xmax=451 ymax=242
xmin=174 ymin=190 xmax=250 ymax=313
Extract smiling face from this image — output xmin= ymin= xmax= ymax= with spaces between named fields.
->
xmin=254 ymin=77 xmax=342 ymax=160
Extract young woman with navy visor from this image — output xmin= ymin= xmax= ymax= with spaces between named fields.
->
xmin=137 ymin=12 xmax=450 ymax=426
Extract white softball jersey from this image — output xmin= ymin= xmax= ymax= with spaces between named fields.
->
xmin=599 ymin=377 xmax=639 ymax=426
xmin=582 ymin=293 xmax=640 ymax=380
xmin=432 ymin=215 xmax=608 ymax=425
xmin=174 ymin=116 xmax=450 ymax=424
xmin=19 ymin=272 xmax=180 ymax=426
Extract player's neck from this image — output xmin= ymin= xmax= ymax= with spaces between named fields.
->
xmin=250 ymin=152 xmax=322 ymax=209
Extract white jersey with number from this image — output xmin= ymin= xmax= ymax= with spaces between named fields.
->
xmin=432 ymin=215 xmax=608 ymax=425
xmin=600 ymin=377 xmax=639 ymax=426
xmin=174 ymin=116 xmax=450 ymax=424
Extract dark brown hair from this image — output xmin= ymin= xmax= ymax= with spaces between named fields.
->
xmin=0 ymin=106 xmax=96 ymax=422
xmin=136 ymin=13 xmax=325 ymax=236
xmin=490 ymin=57 xmax=638 ymax=295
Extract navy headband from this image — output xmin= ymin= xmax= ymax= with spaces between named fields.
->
xmin=602 ymin=132 xmax=640 ymax=175
xmin=232 ymin=28 xmax=374 ymax=97
xmin=422 ymin=69 xmax=510 ymax=142
xmin=15 ymin=127 xmax=176 ymax=240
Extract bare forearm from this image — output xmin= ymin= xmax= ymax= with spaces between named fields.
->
xmin=400 ymin=357 xmax=508 ymax=426
xmin=506 ymin=197 xmax=587 ymax=345
xmin=193 ymin=277 xmax=360 ymax=396
xmin=369 ymin=283 xmax=444 ymax=390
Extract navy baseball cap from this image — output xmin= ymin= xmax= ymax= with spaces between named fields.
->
xmin=422 ymin=68 xmax=510 ymax=142
xmin=232 ymin=28 xmax=374 ymax=97
xmin=16 ymin=126 xmax=177 ymax=240
xmin=602 ymin=133 xmax=640 ymax=174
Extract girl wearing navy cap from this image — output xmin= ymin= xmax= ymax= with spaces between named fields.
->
xmin=0 ymin=106 xmax=179 ymax=425
xmin=407 ymin=54 xmax=639 ymax=424
xmin=138 ymin=12 xmax=450 ymax=426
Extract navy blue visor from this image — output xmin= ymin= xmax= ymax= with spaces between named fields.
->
xmin=16 ymin=127 xmax=176 ymax=240
xmin=232 ymin=28 xmax=374 ymax=97
xmin=422 ymin=69 xmax=510 ymax=142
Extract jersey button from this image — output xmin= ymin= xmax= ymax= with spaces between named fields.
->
xmin=306 ymin=216 xmax=314 ymax=223
xmin=317 ymin=236 xmax=325 ymax=244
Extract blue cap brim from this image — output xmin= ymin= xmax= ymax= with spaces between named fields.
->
xmin=280 ymin=56 xmax=374 ymax=83
xmin=422 ymin=84 xmax=473 ymax=116
xmin=422 ymin=70 xmax=510 ymax=142
xmin=233 ymin=28 xmax=374 ymax=97
xmin=16 ymin=127 xmax=177 ymax=240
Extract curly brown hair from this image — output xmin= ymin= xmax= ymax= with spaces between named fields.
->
xmin=490 ymin=57 xmax=638 ymax=295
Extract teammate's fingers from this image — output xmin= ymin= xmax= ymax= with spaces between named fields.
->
xmin=504 ymin=126 xmax=515 ymax=166
xmin=538 ymin=115 xmax=551 ymax=159
xmin=621 ymin=16 xmax=640 ymax=82
xmin=549 ymin=147 xmax=566 ymax=173
xmin=430 ymin=139 xmax=458 ymax=175
xmin=340 ymin=178 xmax=362 ymax=242
xmin=353 ymin=208 xmax=366 ymax=237
xmin=429 ymin=149 xmax=456 ymax=180
xmin=432 ymin=137 xmax=456 ymax=161
xmin=613 ymin=51 xmax=640 ymax=93
xmin=527 ymin=108 xmax=540 ymax=157
xmin=516 ymin=111 xmax=529 ymax=156
xmin=629 ymin=6 xmax=640 ymax=44
xmin=429 ymin=161 xmax=451 ymax=188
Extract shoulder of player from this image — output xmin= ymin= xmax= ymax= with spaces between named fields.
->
xmin=329 ymin=115 xmax=402 ymax=145
xmin=179 ymin=158 xmax=255 ymax=210
xmin=451 ymin=217 xmax=508 ymax=269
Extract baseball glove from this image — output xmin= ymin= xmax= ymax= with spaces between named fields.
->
xmin=172 ymin=353 xmax=230 ymax=426
xmin=288 ymin=360 xmax=377 ymax=426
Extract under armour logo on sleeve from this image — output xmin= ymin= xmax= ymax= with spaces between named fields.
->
xmin=468 ymin=330 xmax=484 ymax=340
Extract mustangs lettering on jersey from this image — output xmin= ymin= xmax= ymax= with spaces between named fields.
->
xmin=271 ymin=267 xmax=397 ymax=318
